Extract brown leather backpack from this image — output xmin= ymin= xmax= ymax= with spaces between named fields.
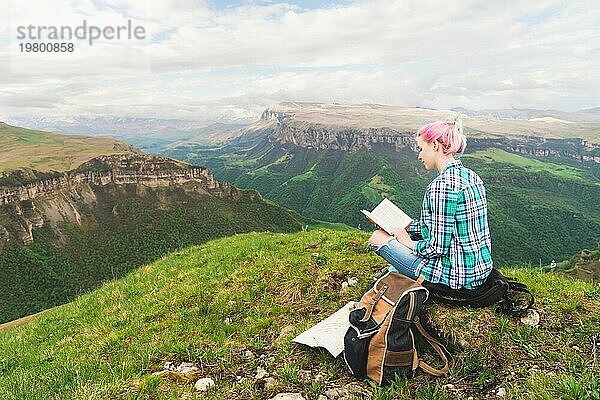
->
xmin=343 ymin=271 xmax=451 ymax=385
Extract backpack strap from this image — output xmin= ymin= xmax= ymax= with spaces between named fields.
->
xmin=423 ymin=268 xmax=536 ymax=314
xmin=412 ymin=316 xmax=452 ymax=376
xmin=500 ymin=281 xmax=535 ymax=315
xmin=426 ymin=283 xmax=506 ymax=308
xmin=359 ymin=283 xmax=389 ymax=322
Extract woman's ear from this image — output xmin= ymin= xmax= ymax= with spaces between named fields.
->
xmin=432 ymin=140 xmax=439 ymax=151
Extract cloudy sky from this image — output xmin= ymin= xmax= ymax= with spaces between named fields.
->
xmin=1 ymin=0 xmax=598 ymax=122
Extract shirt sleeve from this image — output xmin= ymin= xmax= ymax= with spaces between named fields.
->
xmin=407 ymin=219 xmax=422 ymax=240
xmin=413 ymin=181 xmax=458 ymax=258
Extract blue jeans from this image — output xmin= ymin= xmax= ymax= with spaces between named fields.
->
xmin=371 ymin=237 xmax=426 ymax=279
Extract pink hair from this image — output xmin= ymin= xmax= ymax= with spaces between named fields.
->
xmin=416 ymin=118 xmax=467 ymax=155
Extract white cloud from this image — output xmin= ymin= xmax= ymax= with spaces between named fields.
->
xmin=1 ymin=0 xmax=598 ymax=121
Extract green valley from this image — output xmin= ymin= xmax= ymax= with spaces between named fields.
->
xmin=0 ymin=183 xmax=310 ymax=323
xmin=164 ymin=138 xmax=600 ymax=267
xmin=157 ymin=103 xmax=600 ymax=269
xmin=0 ymin=125 xmax=318 ymax=323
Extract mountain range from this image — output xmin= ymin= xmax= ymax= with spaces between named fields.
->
xmin=0 ymin=105 xmax=598 ymax=399
xmin=2 ymin=103 xmax=599 ymax=321
xmin=161 ymin=103 xmax=600 ymax=268
xmin=451 ymin=106 xmax=600 ymax=123
xmin=2 ymin=116 xmax=249 ymax=153
xmin=0 ymin=123 xmax=316 ymax=323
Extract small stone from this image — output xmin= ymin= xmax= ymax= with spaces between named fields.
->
xmin=177 ymin=362 xmax=199 ymax=377
xmin=496 ymin=387 xmax=506 ymax=397
xmin=255 ymin=366 xmax=269 ymax=380
xmin=224 ymin=317 xmax=232 ymax=324
xmin=443 ymin=383 xmax=455 ymax=390
xmin=468 ymin=397 xmax=474 ymax=400
xmin=194 ymin=377 xmax=214 ymax=392
xmin=347 ymin=277 xmax=358 ymax=286
xmin=245 ymin=350 xmax=254 ymax=358
xmin=270 ymin=393 xmax=306 ymax=400
xmin=520 ymin=309 xmax=540 ymax=327
xmin=267 ymin=356 xmax=276 ymax=364
xmin=572 ymin=345 xmax=580 ymax=351
xmin=325 ymin=383 xmax=370 ymax=399
xmin=324 ymin=387 xmax=342 ymax=398
xmin=340 ymin=281 xmax=349 ymax=291
xmin=317 ymin=396 xmax=328 ymax=400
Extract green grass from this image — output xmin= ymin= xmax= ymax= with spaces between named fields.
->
xmin=463 ymin=149 xmax=590 ymax=182
xmin=286 ymin=169 xmax=316 ymax=183
xmin=1 ymin=230 xmax=597 ymax=399
xmin=0 ymin=185 xmax=311 ymax=323
xmin=361 ymin=175 xmax=394 ymax=204
xmin=0 ymin=123 xmax=131 ymax=172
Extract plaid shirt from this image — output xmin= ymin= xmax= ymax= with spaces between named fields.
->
xmin=409 ymin=159 xmax=493 ymax=289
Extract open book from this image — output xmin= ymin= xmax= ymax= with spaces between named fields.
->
xmin=361 ymin=198 xmax=412 ymax=235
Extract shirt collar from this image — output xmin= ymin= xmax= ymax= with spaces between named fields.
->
xmin=440 ymin=158 xmax=462 ymax=174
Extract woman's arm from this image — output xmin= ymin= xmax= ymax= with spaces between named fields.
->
xmin=412 ymin=181 xmax=458 ymax=258
xmin=392 ymin=219 xmax=421 ymax=248
xmin=407 ymin=219 xmax=422 ymax=240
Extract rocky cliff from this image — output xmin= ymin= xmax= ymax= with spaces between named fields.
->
xmin=0 ymin=154 xmax=239 ymax=246
xmin=255 ymin=105 xmax=600 ymax=163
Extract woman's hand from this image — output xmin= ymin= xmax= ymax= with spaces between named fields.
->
xmin=391 ymin=227 xmax=415 ymax=250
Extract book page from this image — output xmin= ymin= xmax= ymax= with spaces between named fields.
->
xmin=368 ymin=198 xmax=412 ymax=233
xmin=361 ymin=209 xmax=390 ymax=234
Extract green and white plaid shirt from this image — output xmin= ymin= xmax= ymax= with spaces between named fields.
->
xmin=409 ymin=159 xmax=493 ymax=289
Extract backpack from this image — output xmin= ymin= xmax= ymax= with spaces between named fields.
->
xmin=343 ymin=271 xmax=451 ymax=385
xmin=421 ymin=268 xmax=534 ymax=316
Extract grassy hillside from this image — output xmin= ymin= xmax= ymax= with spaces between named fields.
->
xmin=464 ymin=149 xmax=588 ymax=182
xmin=554 ymin=246 xmax=600 ymax=283
xmin=0 ymin=230 xmax=597 ymax=399
xmin=0 ymin=184 xmax=317 ymax=323
xmin=164 ymin=141 xmax=600 ymax=267
xmin=460 ymin=150 xmax=600 ymax=266
xmin=0 ymin=122 xmax=134 ymax=172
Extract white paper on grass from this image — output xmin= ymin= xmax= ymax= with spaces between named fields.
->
xmin=293 ymin=301 xmax=355 ymax=358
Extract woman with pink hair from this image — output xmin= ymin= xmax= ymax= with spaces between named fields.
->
xmin=369 ymin=117 xmax=493 ymax=289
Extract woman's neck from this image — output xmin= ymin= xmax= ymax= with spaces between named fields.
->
xmin=436 ymin=154 xmax=456 ymax=173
